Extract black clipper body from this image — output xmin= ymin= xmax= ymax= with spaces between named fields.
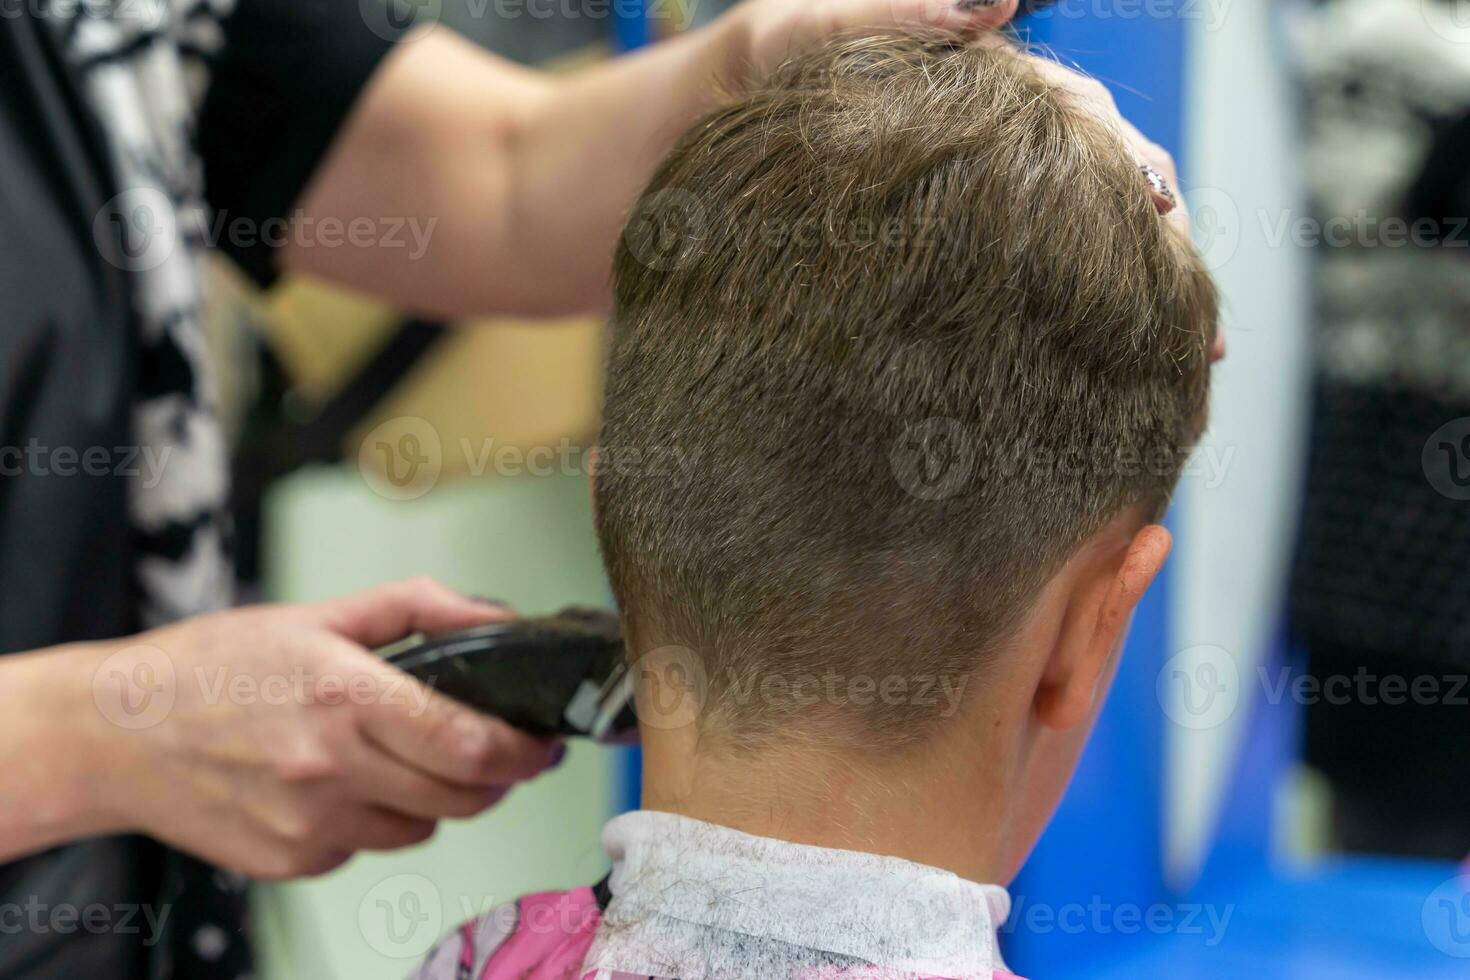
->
xmin=380 ymin=607 xmax=637 ymax=742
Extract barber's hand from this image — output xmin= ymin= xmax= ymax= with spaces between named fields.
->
xmin=82 ymin=579 xmax=560 ymax=880
xmin=736 ymin=0 xmax=1020 ymax=79
xmin=999 ymin=45 xmax=1228 ymax=363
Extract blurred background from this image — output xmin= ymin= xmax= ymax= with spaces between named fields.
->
xmin=198 ymin=0 xmax=1470 ymax=976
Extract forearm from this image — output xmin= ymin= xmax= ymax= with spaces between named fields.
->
xmin=0 ymin=644 xmax=123 ymax=861
xmin=283 ymin=0 xmax=1017 ymax=317
xmin=281 ymin=20 xmax=750 ymax=319
xmin=500 ymin=18 xmax=751 ymax=314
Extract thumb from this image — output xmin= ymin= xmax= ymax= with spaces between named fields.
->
xmin=312 ymin=577 xmax=512 ymax=648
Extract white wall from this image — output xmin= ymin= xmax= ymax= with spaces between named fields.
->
xmin=254 ymin=467 xmax=619 ymax=980
xmin=1167 ymin=0 xmax=1313 ymax=882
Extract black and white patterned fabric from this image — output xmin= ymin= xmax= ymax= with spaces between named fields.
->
xmin=1287 ymin=0 xmax=1470 ymax=670
xmin=33 ymin=1 xmax=243 ymax=975
xmin=0 ymin=1 xmax=399 ymax=976
xmin=50 ymin=0 xmax=236 ymax=628
xmin=1285 ymin=0 xmax=1470 ymax=854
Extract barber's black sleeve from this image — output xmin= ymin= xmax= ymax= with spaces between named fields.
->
xmin=197 ymin=0 xmax=411 ymax=286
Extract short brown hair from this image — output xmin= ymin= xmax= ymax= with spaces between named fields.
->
xmin=595 ymin=33 xmax=1215 ymax=749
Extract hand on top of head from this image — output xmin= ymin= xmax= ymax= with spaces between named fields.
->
xmin=738 ymin=0 xmax=1023 ymax=82
xmin=966 ymin=35 xmax=1224 ymax=361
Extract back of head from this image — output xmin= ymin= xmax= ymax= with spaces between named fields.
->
xmin=596 ymin=33 xmax=1215 ymax=751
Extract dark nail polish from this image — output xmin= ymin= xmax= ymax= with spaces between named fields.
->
xmin=549 ymin=743 xmax=568 ymax=768
xmin=956 ymin=0 xmax=1003 ymax=9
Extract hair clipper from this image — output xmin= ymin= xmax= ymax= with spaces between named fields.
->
xmin=378 ymin=607 xmax=637 ymax=742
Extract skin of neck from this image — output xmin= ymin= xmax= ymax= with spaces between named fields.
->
xmin=640 ymin=716 xmax=1021 ymax=884
xmin=637 ymin=512 xmax=1169 ymax=887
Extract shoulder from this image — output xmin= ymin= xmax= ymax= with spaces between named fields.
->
xmin=412 ymin=886 xmax=604 ymax=980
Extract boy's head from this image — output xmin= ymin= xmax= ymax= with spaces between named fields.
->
xmin=594 ymin=34 xmax=1215 ymax=878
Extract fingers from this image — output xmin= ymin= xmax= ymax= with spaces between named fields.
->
xmin=245 ymin=809 xmax=435 ymax=880
xmin=1019 ymin=53 xmax=1192 ymax=235
xmin=243 ymin=841 xmax=353 ymax=882
xmin=348 ymin=738 xmax=507 ymax=820
xmin=878 ymin=0 xmax=1020 ymax=33
xmin=1012 ymin=50 xmax=1219 ymax=358
xmin=314 ymin=577 xmax=512 ymax=648
xmin=337 ymin=806 xmax=438 ymax=852
xmin=355 ymin=664 xmax=561 ymax=788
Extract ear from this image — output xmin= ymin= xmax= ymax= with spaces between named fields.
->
xmin=1035 ymin=523 xmax=1172 ymax=732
